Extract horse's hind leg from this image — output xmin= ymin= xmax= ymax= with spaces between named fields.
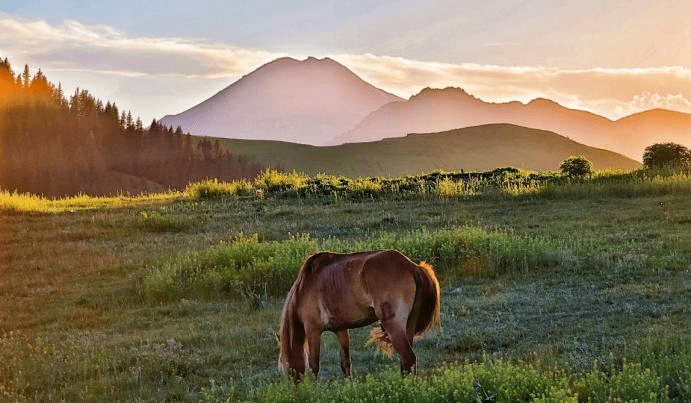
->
xmin=377 ymin=301 xmax=417 ymax=374
xmin=337 ymin=329 xmax=352 ymax=377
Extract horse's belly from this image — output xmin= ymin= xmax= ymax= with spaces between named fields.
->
xmin=320 ymin=297 xmax=376 ymax=331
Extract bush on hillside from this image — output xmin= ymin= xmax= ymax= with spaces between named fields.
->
xmin=559 ymin=156 xmax=593 ymax=177
xmin=643 ymin=143 xmax=691 ymax=169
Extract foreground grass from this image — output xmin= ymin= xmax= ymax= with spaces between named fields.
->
xmin=256 ymin=353 xmax=688 ymax=403
xmin=2 ymin=169 xmax=691 ymax=401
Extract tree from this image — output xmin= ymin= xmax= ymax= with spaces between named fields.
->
xmin=559 ymin=155 xmax=593 ymax=177
xmin=22 ymin=64 xmax=30 ymax=89
xmin=642 ymin=143 xmax=691 ymax=169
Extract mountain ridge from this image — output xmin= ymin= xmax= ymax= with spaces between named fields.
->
xmin=334 ymin=86 xmax=691 ymax=160
xmin=160 ymin=57 xmax=691 ymax=161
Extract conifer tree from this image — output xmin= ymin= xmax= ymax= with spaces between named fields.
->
xmin=22 ymin=64 xmax=30 ymax=89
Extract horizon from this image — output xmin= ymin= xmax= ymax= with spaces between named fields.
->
xmin=1 ymin=2 xmax=691 ymax=124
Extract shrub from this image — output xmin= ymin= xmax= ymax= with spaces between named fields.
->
xmin=643 ymin=143 xmax=691 ymax=169
xmin=254 ymin=169 xmax=308 ymax=193
xmin=185 ymin=178 xmax=253 ymax=198
xmin=347 ymin=177 xmax=383 ymax=197
xmin=559 ymin=156 xmax=593 ymax=177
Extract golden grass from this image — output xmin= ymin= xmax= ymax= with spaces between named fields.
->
xmin=0 ymin=189 xmax=184 ymax=214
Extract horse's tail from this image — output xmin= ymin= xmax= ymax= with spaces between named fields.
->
xmin=367 ymin=326 xmax=395 ymax=356
xmin=367 ymin=260 xmax=440 ymax=357
xmin=411 ymin=261 xmax=441 ymax=336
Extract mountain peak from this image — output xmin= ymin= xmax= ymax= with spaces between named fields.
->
xmin=159 ymin=56 xmax=403 ymax=145
xmin=527 ymin=97 xmax=560 ymax=107
xmin=409 ymin=87 xmax=478 ymax=102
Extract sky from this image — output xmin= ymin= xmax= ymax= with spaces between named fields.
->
xmin=1 ymin=0 xmax=690 ymax=125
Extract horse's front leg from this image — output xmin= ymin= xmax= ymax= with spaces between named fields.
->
xmin=336 ymin=329 xmax=352 ymax=377
xmin=305 ymin=327 xmax=322 ymax=377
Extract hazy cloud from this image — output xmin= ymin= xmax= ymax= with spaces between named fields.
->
xmin=1 ymin=13 xmax=690 ymax=123
xmin=0 ymin=14 xmax=280 ymax=79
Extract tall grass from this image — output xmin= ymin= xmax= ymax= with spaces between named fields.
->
xmin=142 ymin=227 xmax=565 ymax=305
xmin=0 ymin=189 xmax=182 ymax=213
xmin=6 ymin=167 xmax=691 ymax=213
xmin=184 ymin=178 xmax=254 ymax=198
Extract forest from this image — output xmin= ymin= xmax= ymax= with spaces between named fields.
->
xmin=0 ymin=58 xmax=265 ymax=197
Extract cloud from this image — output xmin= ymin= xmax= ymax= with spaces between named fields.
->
xmin=1 ymin=13 xmax=690 ymax=123
xmin=614 ymin=92 xmax=691 ymax=118
xmin=0 ymin=13 xmax=281 ymax=79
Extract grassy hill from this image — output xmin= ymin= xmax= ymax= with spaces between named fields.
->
xmin=214 ymin=123 xmax=640 ymax=177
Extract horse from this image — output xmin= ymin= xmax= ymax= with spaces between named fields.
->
xmin=277 ymin=249 xmax=440 ymax=378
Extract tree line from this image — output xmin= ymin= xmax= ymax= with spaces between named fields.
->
xmin=0 ymin=58 xmax=265 ymax=197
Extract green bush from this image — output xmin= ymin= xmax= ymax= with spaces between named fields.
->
xmin=559 ymin=156 xmax=593 ymax=177
xmin=185 ymin=178 xmax=254 ymax=198
xmin=643 ymin=143 xmax=691 ymax=169
xmin=255 ymin=169 xmax=309 ymax=193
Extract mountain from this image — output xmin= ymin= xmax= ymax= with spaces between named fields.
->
xmin=212 ymin=124 xmax=640 ymax=178
xmin=334 ymin=87 xmax=691 ymax=161
xmin=159 ymin=57 xmax=403 ymax=145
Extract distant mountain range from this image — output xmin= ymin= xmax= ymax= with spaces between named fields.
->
xmin=213 ymin=124 xmax=640 ymax=177
xmin=337 ymin=87 xmax=691 ymax=161
xmin=161 ymin=57 xmax=691 ymax=163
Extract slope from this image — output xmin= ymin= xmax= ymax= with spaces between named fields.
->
xmin=215 ymin=123 xmax=640 ymax=177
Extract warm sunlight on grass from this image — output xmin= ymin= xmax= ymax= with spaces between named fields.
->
xmin=5 ymin=167 xmax=691 ymax=214
xmin=0 ymin=189 xmax=184 ymax=213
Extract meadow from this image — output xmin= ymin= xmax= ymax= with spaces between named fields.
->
xmin=1 ymin=168 xmax=690 ymax=401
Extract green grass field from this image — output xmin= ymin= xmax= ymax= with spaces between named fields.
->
xmin=1 ymin=169 xmax=690 ymax=401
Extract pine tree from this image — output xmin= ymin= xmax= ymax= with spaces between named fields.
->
xmin=22 ymin=64 xmax=30 ymax=89
xmin=135 ymin=117 xmax=143 ymax=134
xmin=126 ymin=111 xmax=134 ymax=132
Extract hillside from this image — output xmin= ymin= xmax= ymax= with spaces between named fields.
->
xmin=159 ymin=57 xmax=402 ymax=145
xmin=335 ymin=87 xmax=691 ymax=161
xmin=216 ymin=123 xmax=640 ymax=177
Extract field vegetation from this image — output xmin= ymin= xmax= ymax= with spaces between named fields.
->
xmin=1 ymin=166 xmax=691 ymax=401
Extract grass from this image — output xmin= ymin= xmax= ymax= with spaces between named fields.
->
xmin=1 ymin=167 xmax=691 ymax=401
xmin=0 ymin=188 xmax=183 ymax=214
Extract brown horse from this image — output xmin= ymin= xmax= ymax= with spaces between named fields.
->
xmin=277 ymin=249 xmax=440 ymax=378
